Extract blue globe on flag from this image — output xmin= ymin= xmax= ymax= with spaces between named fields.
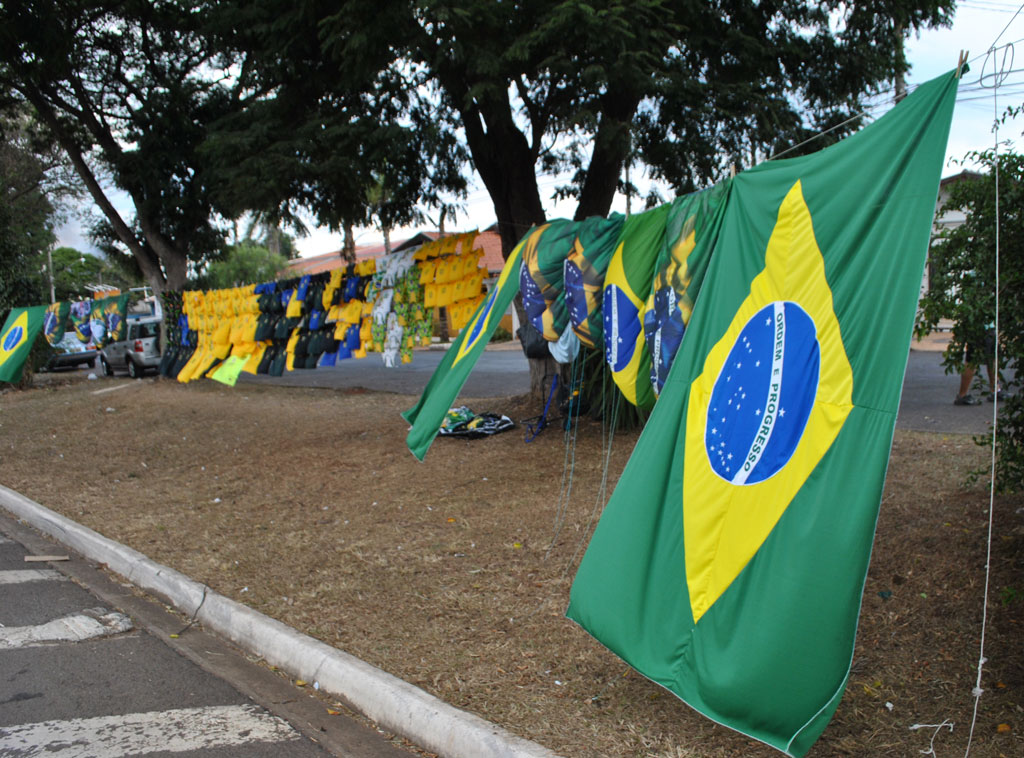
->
xmin=705 ymin=301 xmax=819 ymax=485
xmin=3 ymin=325 xmax=23 ymax=352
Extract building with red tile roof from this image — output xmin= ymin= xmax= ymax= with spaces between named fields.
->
xmin=286 ymin=230 xmax=507 ymax=276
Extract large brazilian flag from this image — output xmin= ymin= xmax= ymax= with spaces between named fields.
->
xmin=567 ymin=69 xmax=959 ymax=756
xmin=0 ymin=305 xmax=47 ymax=383
xmin=403 ymin=233 xmax=528 ymax=461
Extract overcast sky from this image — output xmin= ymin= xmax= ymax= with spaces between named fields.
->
xmin=54 ymin=3 xmax=1023 ymax=259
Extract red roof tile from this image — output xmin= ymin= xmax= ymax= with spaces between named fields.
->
xmin=287 ymin=229 xmax=509 ymax=276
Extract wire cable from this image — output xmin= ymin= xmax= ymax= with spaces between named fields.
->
xmin=962 ymin=41 xmax=1007 ymax=758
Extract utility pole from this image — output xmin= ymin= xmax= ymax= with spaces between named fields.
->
xmin=46 ymin=248 xmax=55 ymax=303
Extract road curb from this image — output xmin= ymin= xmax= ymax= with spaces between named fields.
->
xmin=0 ymin=484 xmax=560 ymax=758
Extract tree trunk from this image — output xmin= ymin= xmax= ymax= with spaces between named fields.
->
xmin=893 ymin=25 xmax=907 ymax=104
xmin=451 ymin=84 xmax=546 ymax=258
xmin=137 ymin=214 xmax=188 ymax=292
xmin=267 ymin=226 xmax=282 ymax=256
xmin=574 ymin=89 xmax=640 ymax=221
xmin=438 ymin=306 xmax=449 ymax=343
xmin=24 ymin=86 xmax=177 ymax=296
xmin=341 ymin=223 xmax=356 ymax=263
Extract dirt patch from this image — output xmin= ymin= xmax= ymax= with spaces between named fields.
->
xmin=2 ymin=374 xmax=1022 ymax=757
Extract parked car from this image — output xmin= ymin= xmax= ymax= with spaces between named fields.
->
xmin=100 ymin=316 xmax=161 ymax=378
xmin=46 ymin=333 xmax=98 ymax=370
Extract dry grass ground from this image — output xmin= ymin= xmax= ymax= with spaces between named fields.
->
xmin=1 ymin=372 xmax=1022 ymax=758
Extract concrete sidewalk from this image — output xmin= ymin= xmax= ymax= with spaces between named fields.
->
xmin=0 ymin=486 xmax=559 ymax=758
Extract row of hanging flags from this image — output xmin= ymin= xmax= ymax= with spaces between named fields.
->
xmin=0 ymin=294 xmax=129 ymax=383
xmin=157 ymin=232 xmax=489 ymax=386
xmin=405 ymin=70 xmax=960 ymax=755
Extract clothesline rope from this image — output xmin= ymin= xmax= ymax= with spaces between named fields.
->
xmin=960 ymin=38 xmax=1010 ymax=758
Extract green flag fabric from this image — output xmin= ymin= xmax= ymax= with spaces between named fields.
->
xmin=519 ymin=219 xmax=578 ymax=341
xmin=403 ymin=234 xmax=528 ymax=460
xmin=567 ymin=69 xmax=959 ymax=756
xmin=601 ymin=203 xmax=671 ymax=409
xmin=0 ymin=305 xmax=47 ymax=383
xmin=643 ymin=185 xmax=729 ymax=397
xmin=103 ymin=294 xmax=131 ymax=343
xmin=564 ymin=214 xmax=625 ymax=349
xmin=43 ymin=301 xmax=70 ymax=346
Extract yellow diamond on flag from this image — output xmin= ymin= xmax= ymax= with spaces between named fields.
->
xmin=682 ymin=181 xmax=854 ymax=623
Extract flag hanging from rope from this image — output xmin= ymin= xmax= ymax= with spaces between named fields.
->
xmin=567 ymin=69 xmax=960 ymax=756
xmin=43 ymin=301 xmax=70 ymax=346
xmin=643 ymin=184 xmax=729 ymax=398
xmin=403 ymin=232 xmax=529 ymax=460
xmin=564 ymin=214 xmax=625 ymax=349
xmin=602 ymin=203 xmax=671 ymax=409
xmin=0 ymin=305 xmax=47 ymax=383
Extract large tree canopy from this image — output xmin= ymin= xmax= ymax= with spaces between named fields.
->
xmin=2 ymin=0 xmax=957 ymax=291
xmin=0 ymin=103 xmax=62 ymax=314
xmin=0 ymin=0 xmax=240 ymax=294
xmin=917 ymin=146 xmax=1024 ymax=491
xmin=199 ymin=0 xmax=468 ymax=239
xmin=306 ymin=0 xmax=956 ymax=254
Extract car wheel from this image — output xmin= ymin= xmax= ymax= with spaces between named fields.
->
xmin=127 ymin=359 xmax=140 ymax=379
xmin=101 ymin=356 xmax=113 ymax=377
xmin=87 ymin=357 xmax=96 ymax=368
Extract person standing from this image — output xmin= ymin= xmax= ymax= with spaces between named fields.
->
xmin=954 ymin=323 xmax=997 ymax=405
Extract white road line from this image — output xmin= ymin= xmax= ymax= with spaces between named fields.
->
xmin=0 ymin=569 xmax=66 ymax=585
xmin=90 ymin=382 xmax=138 ymax=395
xmin=0 ymin=703 xmax=302 ymax=756
xmin=0 ymin=536 xmax=12 ymax=544
xmin=0 ymin=609 xmax=133 ymax=649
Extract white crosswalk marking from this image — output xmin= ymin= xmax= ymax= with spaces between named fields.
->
xmin=0 ymin=703 xmax=302 ymax=756
xmin=0 ymin=609 xmax=133 ymax=649
xmin=0 ymin=569 xmax=66 ymax=585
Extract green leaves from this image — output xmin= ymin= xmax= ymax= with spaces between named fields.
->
xmin=918 ymin=149 xmax=1024 ymax=491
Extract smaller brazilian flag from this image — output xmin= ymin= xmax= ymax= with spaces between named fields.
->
xmin=70 ymin=300 xmax=92 ymax=343
xmin=602 ymin=203 xmax=671 ymax=409
xmin=564 ymin=214 xmax=625 ymax=348
xmin=89 ymin=298 xmax=107 ymax=346
xmin=43 ymin=301 xmax=70 ymax=346
xmin=404 ymin=235 xmax=526 ymax=460
xmin=104 ymin=294 xmax=130 ymax=343
xmin=519 ymin=220 xmax=578 ymax=341
xmin=0 ymin=306 xmax=47 ymax=383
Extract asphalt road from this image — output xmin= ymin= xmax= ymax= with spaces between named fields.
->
xmin=234 ymin=342 xmax=997 ymax=437
xmin=896 ymin=347 xmax=1004 ymax=435
xmin=236 ymin=344 xmax=532 ymax=398
xmin=0 ymin=514 xmax=416 ymax=758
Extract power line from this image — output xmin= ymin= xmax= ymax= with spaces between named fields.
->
xmin=986 ymin=1 xmax=1024 ymax=49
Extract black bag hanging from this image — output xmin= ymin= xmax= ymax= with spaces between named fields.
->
xmin=517 ymin=320 xmax=549 ymax=360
